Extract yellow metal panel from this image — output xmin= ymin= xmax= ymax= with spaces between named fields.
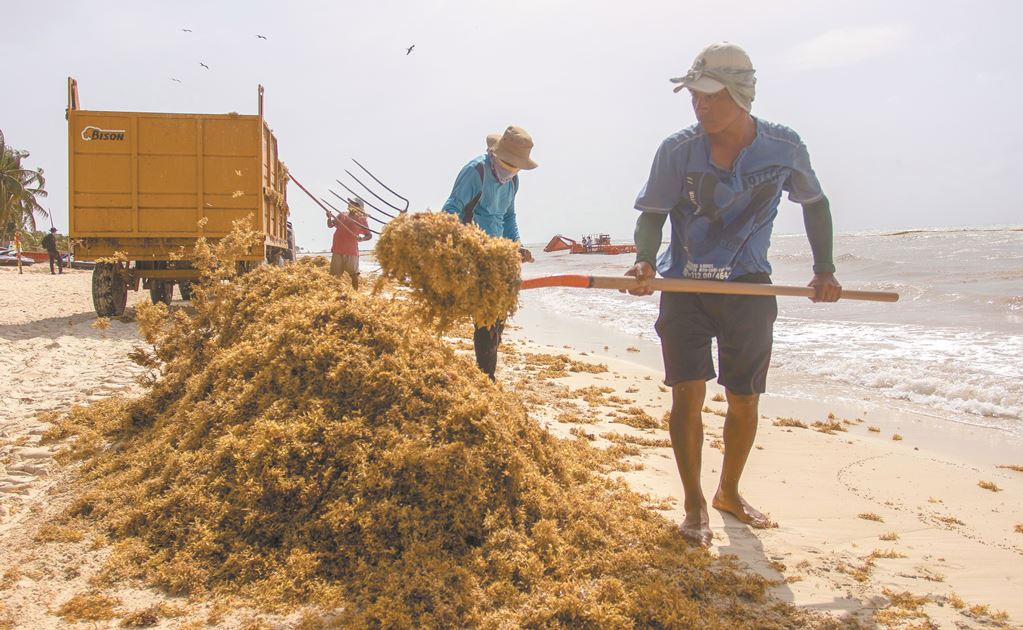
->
xmin=72 ymin=237 xmax=262 ymax=261
xmin=139 ymin=156 xmax=198 ymax=193
xmin=203 ymin=118 xmax=259 ymax=156
xmin=70 ymin=112 xmax=132 ymax=236
xmin=195 ymin=119 xmax=204 ymax=235
xmin=138 ymin=117 xmax=197 ymax=155
xmin=75 ymin=208 xmax=135 ymax=233
xmin=204 ymin=157 xmax=258 ymax=193
xmin=204 ymin=208 xmax=255 ymax=233
xmin=139 ymin=208 xmax=200 ymax=232
xmin=138 ymin=193 xmax=197 ymax=209
xmin=130 ymin=117 xmax=139 ymax=234
xmin=75 ymin=192 xmax=131 ymax=209
xmin=203 ymin=193 xmax=258 ymax=210
xmin=75 ymin=154 xmax=131 ymax=192
xmin=68 ymin=108 xmax=75 ymax=234
xmin=72 ymin=115 xmax=131 ymax=155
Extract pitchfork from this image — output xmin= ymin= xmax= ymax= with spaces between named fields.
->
xmin=289 ymin=159 xmax=408 ymax=237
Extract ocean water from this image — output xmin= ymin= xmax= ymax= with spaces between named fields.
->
xmin=355 ymin=226 xmax=1021 ymax=435
xmin=510 ymin=227 xmax=1023 ymax=436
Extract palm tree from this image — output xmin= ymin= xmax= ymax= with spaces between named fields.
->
xmin=1 ymin=129 xmax=49 ymax=240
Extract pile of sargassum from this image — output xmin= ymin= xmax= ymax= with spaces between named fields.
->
xmin=47 ymin=217 xmax=828 ymax=628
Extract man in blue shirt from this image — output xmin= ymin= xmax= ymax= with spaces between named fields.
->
xmin=443 ymin=125 xmax=537 ymax=379
xmin=626 ymin=42 xmax=842 ymax=547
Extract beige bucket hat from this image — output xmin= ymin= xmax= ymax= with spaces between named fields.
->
xmin=670 ymin=41 xmax=756 ymax=111
xmin=489 ymin=125 xmax=538 ymax=170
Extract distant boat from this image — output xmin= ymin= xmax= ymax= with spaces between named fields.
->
xmin=18 ymin=251 xmax=70 ymax=263
xmin=544 ymin=234 xmax=636 ymax=255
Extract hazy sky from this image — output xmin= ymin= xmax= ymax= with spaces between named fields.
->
xmin=3 ymin=0 xmax=1021 ymax=251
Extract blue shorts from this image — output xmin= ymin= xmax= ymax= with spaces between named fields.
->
xmin=654 ymin=274 xmax=777 ymax=395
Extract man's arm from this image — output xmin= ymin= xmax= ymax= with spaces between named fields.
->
xmin=802 ymin=196 xmax=834 ymax=273
xmin=326 ymin=214 xmax=336 ymax=228
xmin=502 ymin=197 xmax=520 ymax=242
xmin=634 ymin=211 xmax=666 ymax=268
xmin=441 ymin=162 xmax=482 ymax=222
xmin=502 ymin=199 xmax=534 ymax=262
xmin=626 ymin=136 xmax=682 ymax=295
xmin=802 ymin=195 xmax=841 ymax=302
xmin=357 ymin=215 xmax=372 ymax=241
xmin=624 ymin=211 xmax=667 ymax=295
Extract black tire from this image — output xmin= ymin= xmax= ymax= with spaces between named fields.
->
xmin=179 ymin=281 xmax=192 ymax=301
xmin=150 ymin=281 xmax=173 ymax=305
xmin=92 ymin=263 xmax=127 ymax=317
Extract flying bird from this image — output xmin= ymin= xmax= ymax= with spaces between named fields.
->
xmin=181 ymin=28 xmax=192 ymax=32
xmin=256 ymin=34 xmax=267 ymax=40
xmin=170 ymin=78 xmax=182 ymax=83
xmin=405 ymin=44 xmax=415 ymax=55
xmin=200 ymin=62 xmax=210 ymax=69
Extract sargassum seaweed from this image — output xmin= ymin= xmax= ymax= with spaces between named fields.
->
xmin=45 ymin=224 xmax=834 ymax=628
xmin=374 ymin=212 xmax=520 ymax=331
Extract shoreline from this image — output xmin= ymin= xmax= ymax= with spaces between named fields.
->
xmin=509 ymin=289 xmax=1023 ymax=470
xmin=1 ymin=265 xmax=1019 ymax=628
xmin=496 ymin=332 xmax=1022 ymax=627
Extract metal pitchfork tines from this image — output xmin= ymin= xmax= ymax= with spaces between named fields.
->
xmin=330 ymin=158 xmax=409 ymax=220
xmin=289 ymin=159 xmax=408 ymax=238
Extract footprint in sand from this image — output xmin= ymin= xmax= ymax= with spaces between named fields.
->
xmin=6 ymin=460 xmax=48 ymax=476
xmin=0 ymin=446 xmax=57 ymax=490
xmin=0 ymin=473 xmax=35 ymax=495
xmin=13 ymin=447 xmax=53 ymax=460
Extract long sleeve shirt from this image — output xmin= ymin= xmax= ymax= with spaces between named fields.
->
xmin=441 ymin=154 xmax=521 ymax=241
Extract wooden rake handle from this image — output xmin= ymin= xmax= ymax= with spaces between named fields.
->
xmin=520 ymin=275 xmax=899 ymax=302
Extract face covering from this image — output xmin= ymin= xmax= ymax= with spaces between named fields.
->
xmin=489 ymin=153 xmax=518 ymax=184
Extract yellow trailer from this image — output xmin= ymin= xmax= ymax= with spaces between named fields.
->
xmin=66 ymin=78 xmax=293 ymax=316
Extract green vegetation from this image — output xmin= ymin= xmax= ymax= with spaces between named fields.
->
xmin=1 ymin=129 xmax=49 ymax=241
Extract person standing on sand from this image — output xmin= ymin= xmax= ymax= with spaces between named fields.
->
xmin=13 ymin=231 xmax=24 ymax=274
xmin=41 ymin=227 xmax=63 ymax=275
xmin=626 ymin=42 xmax=842 ymax=547
xmin=443 ymin=125 xmax=537 ymax=380
xmin=327 ymin=198 xmax=372 ymax=289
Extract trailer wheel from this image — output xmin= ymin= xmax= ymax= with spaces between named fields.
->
xmin=150 ymin=281 xmax=174 ymax=305
xmin=92 ymin=263 xmax=127 ymax=317
xmin=179 ymin=281 xmax=192 ymax=301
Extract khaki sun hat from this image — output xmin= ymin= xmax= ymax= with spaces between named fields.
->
xmin=490 ymin=126 xmax=538 ymax=170
xmin=486 ymin=133 xmax=500 ymax=150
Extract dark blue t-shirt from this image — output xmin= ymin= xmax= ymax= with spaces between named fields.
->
xmin=635 ymin=118 xmax=823 ymax=280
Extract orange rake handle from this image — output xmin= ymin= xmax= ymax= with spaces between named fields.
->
xmin=520 ymin=275 xmax=899 ymax=303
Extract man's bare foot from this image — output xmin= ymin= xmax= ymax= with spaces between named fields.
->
xmin=680 ymin=508 xmax=713 ymax=547
xmin=712 ymin=491 xmax=777 ymax=529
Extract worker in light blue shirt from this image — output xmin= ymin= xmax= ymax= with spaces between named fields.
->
xmin=442 ymin=125 xmax=538 ymax=380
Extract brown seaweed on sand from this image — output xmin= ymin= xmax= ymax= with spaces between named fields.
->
xmin=44 ymin=228 xmax=837 ymax=628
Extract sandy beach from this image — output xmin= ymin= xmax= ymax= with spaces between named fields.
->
xmin=1 ymin=265 xmax=1020 ymax=628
